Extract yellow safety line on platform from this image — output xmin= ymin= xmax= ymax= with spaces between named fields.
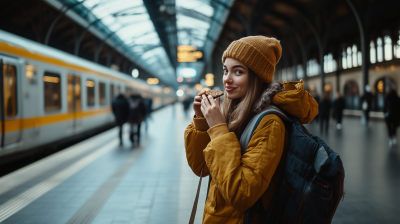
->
xmin=0 ymin=108 xmax=111 ymax=133
xmin=0 ymin=139 xmax=118 ymax=222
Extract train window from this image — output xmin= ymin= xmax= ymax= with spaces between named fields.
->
xmin=75 ymin=76 xmax=82 ymax=111
xmin=25 ymin=65 xmax=38 ymax=84
xmin=68 ymin=75 xmax=73 ymax=111
xmin=2 ymin=64 xmax=17 ymax=117
xmin=110 ymin=84 xmax=114 ymax=102
xmin=99 ymin=82 xmax=106 ymax=105
xmin=86 ymin=79 xmax=95 ymax=106
xmin=117 ymin=86 xmax=121 ymax=94
xmin=44 ymin=72 xmax=61 ymax=111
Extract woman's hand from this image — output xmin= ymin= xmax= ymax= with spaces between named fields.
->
xmin=193 ymin=91 xmax=206 ymax=117
xmin=200 ymin=94 xmax=225 ymax=128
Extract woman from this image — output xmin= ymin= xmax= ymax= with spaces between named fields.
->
xmin=184 ymin=36 xmax=318 ymax=223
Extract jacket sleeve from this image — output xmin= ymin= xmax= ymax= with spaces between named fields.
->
xmin=184 ymin=116 xmax=211 ymax=177
xmin=203 ymin=114 xmax=285 ymax=212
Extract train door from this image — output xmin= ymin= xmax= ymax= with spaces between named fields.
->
xmin=0 ymin=58 xmax=21 ymax=149
xmin=67 ymin=74 xmax=82 ymax=130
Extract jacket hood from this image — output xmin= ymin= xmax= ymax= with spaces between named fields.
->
xmin=272 ymin=80 xmax=319 ymax=124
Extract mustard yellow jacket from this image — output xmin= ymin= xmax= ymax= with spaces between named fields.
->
xmin=184 ymin=81 xmax=319 ymax=224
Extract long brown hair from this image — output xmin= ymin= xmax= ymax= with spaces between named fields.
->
xmin=221 ymin=69 xmax=284 ymax=138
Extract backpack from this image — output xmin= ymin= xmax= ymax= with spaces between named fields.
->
xmin=128 ymin=98 xmax=144 ymax=124
xmin=240 ymin=105 xmax=345 ymax=224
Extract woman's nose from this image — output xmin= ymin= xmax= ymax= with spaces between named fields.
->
xmin=223 ymin=73 xmax=232 ymax=84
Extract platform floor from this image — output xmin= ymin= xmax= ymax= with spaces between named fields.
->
xmin=0 ymin=104 xmax=399 ymax=224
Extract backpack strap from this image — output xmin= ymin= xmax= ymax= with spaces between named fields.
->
xmin=188 ymin=166 xmax=204 ymax=224
xmin=240 ymin=105 xmax=292 ymax=155
xmin=240 ymin=106 xmax=292 ymax=224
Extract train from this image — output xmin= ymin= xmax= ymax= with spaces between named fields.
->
xmin=0 ymin=30 xmax=176 ymax=162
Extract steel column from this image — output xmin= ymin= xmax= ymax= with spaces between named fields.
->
xmin=290 ymin=28 xmax=308 ymax=83
xmin=346 ymin=0 xmax=368 ymax=92
xmin=74 ymin=19 xmax=102 ymax=56
xmin=336 ymin=48 xmax=341 ymax=93
xmin=45 ymin=1 xmax=84 ymax=45
xmin=107 ymin=49 xmax=114 ymax=67
xmin=281 ymin=42 xmax=296 ymax=81
xmin=298 ymin=14 xmax=325 ymax=93
xmin=94 ymin=32 xmax=116 ymax=63
xmin=234 ymin=14 xmax=252 ymax=36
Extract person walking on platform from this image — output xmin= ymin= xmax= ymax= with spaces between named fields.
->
xmin=319 ymin=92 xmax=332 ymax=135
xmin=128 ymin=94 xmax=147 ymax=146
xmin=184 ymin=36 xmax=318 ymax=224
xmin=384 ymin=89 xmax=400 ymax=147
xmin=333 ymin=92 xmax=345 ymax=129
xmin=182 ymin=96 xmax=191 ymax=117
xmin=314 ymin=92 xmax=320 ymax=123
xmin=142 ymin=96 xmax=153 ymax=131
xmin=360 ymin=85 xmax=373 ymax=125
xmin=112 ymin=94 xmax=130 ymax=146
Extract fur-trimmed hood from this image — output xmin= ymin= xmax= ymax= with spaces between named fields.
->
xmin=272 ymin=80 xmax=319 ymax=124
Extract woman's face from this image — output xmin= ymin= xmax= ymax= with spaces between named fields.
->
xmin=223 ymin=58 xmax=249 ymax=100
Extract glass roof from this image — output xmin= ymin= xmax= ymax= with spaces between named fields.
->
xmin=65 ymin=0 xmax=235 ymax=85
xmin=176 ymin=0 xmax=213 ymax=47
xmin=72 ymin=0 xmax=174 ymax=84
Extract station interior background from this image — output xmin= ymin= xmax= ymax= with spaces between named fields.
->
xmin=0 ymin=0 xmax=400 ymax=223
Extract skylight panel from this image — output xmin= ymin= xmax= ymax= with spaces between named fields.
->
xmin=176 ymin=0 xmax=214 ymax=17
xmin=192 ymin=39 xmax=204 ymax=47
xmin=177 ymin=15 xmax=210 ymax=30
xmin=142 ymin=47 xmax=162 ymax=60
xmin=134 ymin=33 xmax=159 ymax=44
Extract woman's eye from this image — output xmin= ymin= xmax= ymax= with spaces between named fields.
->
xmin=223 ymin=69 xmax=228 ymax=74
xmin=235 ymin=70 xmax=242 ymax=75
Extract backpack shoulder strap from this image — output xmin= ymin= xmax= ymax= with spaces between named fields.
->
xmin=239 ymin=105 xmax=292 ymax=155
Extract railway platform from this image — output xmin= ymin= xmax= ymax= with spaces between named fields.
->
xmin=0 ymin=104 xmax=399 ymax=224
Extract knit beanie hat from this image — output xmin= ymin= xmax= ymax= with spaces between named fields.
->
xmin=222 ymin=36 xmax=282 ymax=84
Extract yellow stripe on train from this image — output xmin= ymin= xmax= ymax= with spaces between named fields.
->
xmin=0 ymin=41 xmax=131 ymax=84
xmin=0 ymin=108 xmax=111 ymax=133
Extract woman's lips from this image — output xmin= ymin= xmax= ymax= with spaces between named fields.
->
xmin=225 ymin=87 xmax=237 ymax=92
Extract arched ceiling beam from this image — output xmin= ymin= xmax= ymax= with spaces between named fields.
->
xmin=232 ymin=13 xmax=252 ymax=36
xmin=272 ymin=0 xmax=325 ymax=88
xmin=176 ymin=7 xmax=211 ymax=23
xmin=250 ymin=0 xmax=277 ymax=35
xmin=346 ymin=0 xmax=368 ymax=92
xmin=260 ymin=11 xmax=308 ymax=82
xmin=45 ymin=1 xmax=84 ymax=45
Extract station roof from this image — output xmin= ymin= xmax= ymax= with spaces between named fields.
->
xmin=66 ymin=0 xmax=233 ymax=86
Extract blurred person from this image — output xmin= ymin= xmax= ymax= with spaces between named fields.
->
xmin=319 ymin=91 xmax=332 ymax=135
xmin=333 ymin=92 xmax=345 ymax=129
xmin=314 ymin=92 xmax=320 ymax=123
xmin=128 ymin=94 xmax=147 ymax=146
xmin=142 ymin=96 xmax=153 ymax=131
xmin=111 ymin=94 xmax=130 ymax=146
xmin=182 ymin=96 xmax=191 ymax=117
xmin=184 ymin=36 xmax=318 ymax=223
xmin=384 ymin=89 xmax=400 ymax=147
xmin=360 ymin=85 xmax=373 ymax=125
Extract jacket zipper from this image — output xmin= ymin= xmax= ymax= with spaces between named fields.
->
xmin=331 ymin=175 xmax=343 ymax=221
xmin=314 ymin=180 xmax=330 ymax=190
